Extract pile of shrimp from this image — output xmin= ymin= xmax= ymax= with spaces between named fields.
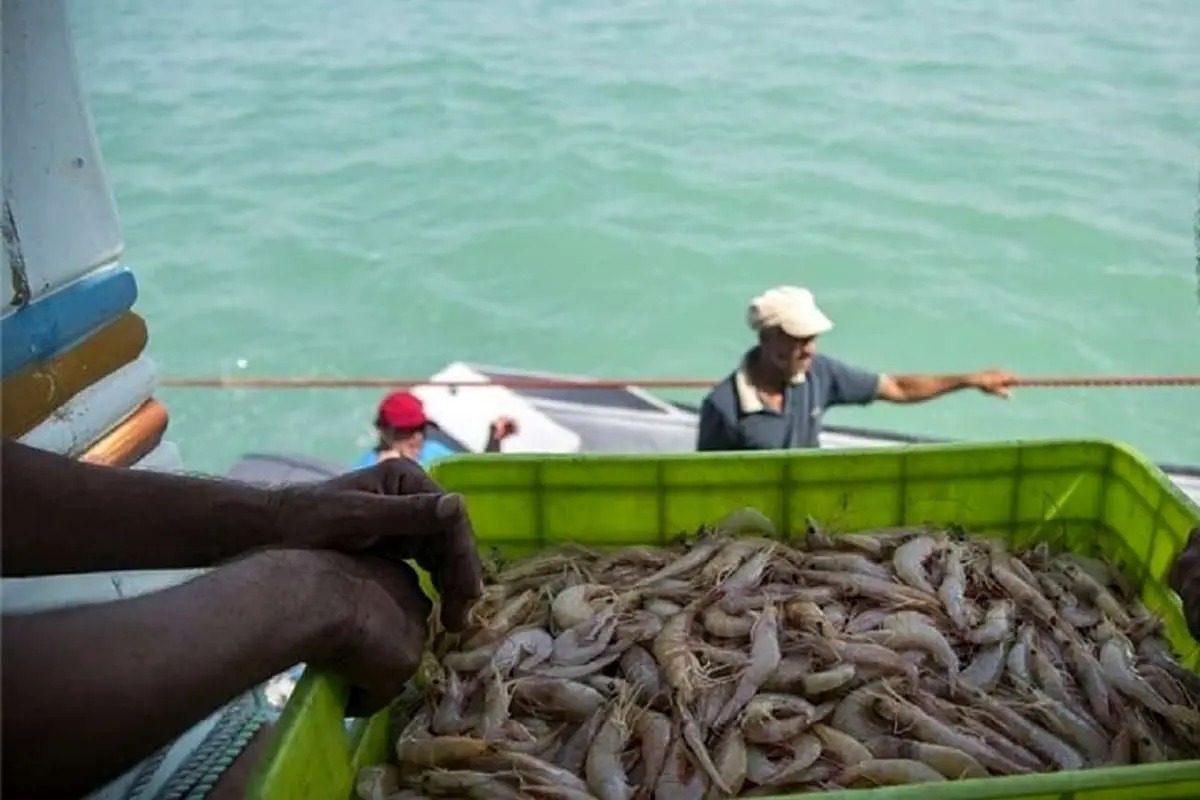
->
xmin=356 ymin=509 xmax=1200 ymax=800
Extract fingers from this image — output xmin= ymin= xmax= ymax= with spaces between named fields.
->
xmin=373 ymin=458 xmax=446 ymax=496
xmin=373 ymin=557 xmax=435 ymax=620
xmin=319 ymin=457 xmax=445 ymax=496
xmin=353 ymin=491 xmax=483 ymax=632
xmin=1186 ymin=596 xmax=1200 ymax=642
xmin=346 ymin=685 xmax=394 ymax=718
xmin=1188 ymin=526 xmax=1200 ymax=551
xmin=1169 ymin=559 xmax=1184 ymax=594
xmin=1170 ymin=528 xmax=1200 ymax=594
xmin=316 ymin=458 xmax=484 ymax=632
xmin=1170 ymin=530 xmax=1200 ymax=641
xmin=433 ymin=493 xmax=484 ymax=632
xmin=330 ymin=555 xmax=430 ymax=716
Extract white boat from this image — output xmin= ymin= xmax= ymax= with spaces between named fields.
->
xmin=225 ymin=360 xmax=1200 ymax=508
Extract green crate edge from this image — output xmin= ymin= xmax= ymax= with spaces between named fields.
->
xmin=246 ymin=438 xmax=1200 ymax=800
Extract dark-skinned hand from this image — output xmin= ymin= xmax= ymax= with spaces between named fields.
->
xmin=271 ymin=549 xmax=433 ymax=716
xmin=271 ymin=458 xmax=483 ymax=633
xmin=1169 ymin=526 xmax=1200 ymax=640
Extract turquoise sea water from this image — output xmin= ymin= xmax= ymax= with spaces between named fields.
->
xmin=70 ymin=0 xmax=1199 ymax=473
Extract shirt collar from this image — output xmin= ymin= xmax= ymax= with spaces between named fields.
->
xmin=734 ymin=348 xmax=806 ymax=414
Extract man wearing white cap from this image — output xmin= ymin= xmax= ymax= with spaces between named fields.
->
xmin=697 ymin=286 xmax=1015 ymax=451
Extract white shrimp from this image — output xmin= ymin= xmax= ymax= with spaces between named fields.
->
xmin=706 ymin=726 xmax=748 ymax=800
xmin=880 ymin=612 xmax=959 ymax=676
xmin=845 ymin=608 xmax=890 ymax=634
xmin=629 ymin=532 xmax=723 ymax=589
xmin=554 ymin=706 xmax=606 ymax=774
xmin=422 ymin=770 xmax=522 ymax=800
xmin=655 ymin=728 xmax=709 ymax=799
xmin=873 ymin=693 xmax=1032 ymax=774
xmin=480 ymin=670 xmax=513 ymax=740
xmin=511 ymin=677 xmax=606 ymax=722
xmin=530 ymin=647 xmax=625 ymax=680
xmin=652 ymin=598 xmax=706 ymax=705
xmin=1005 ymin=623 xmax=1035 ymax=687
xmin=585 ymin=688 xmax=636 ymax=800
xmin=1061 ymin=563 xmax=1132 ymax=628
xmin=804 ymin=553 xmax=893 ymax=582
xmin=744 ymin=735 xmax=822 ymax=786
xmin=937 ymin=543 xmax=971 ymax=630
xmin=493 ymin=627 xmax=555 ymax=674
xmin=813 ymin=723 xmax=873 ymax=767
xmin=463 ymin=589 xmax=540 ymax=650
xmin=832 ymin=682 xmax=891 ymax=743
xmin=1060 ymin=633 xmax=1113 ymax=727
xmin=635 ymin=709 xmax=673 ymax=790
xmin=796 ymin=570 xmax=940 ymax=610
xmin=719 ymin=546 xmax=775 ymax=594
xmin=552 ymin=584 xmax=614 ymax=631
xmin=714 ymin=506 xmax=777 ymax=538
xmin=803 ymin=664 xmax=857 ymax=696
xmin=355 ymin=765 xmax=400 ymax=800
xmin=764 ymin=654 xmax=813 ymax=692
xmin=1099 ymin=636 xmax=1177 ymax=718
xmin=835 ymin=759 xmax=947 ymax=787
xmin=1030 ymin=642 xmax=1069 ymax=703
xmin=1019 ymin=685 xmax=1110 ymax=764
xmin=990 ymin=554 xmax=1059 ymax=626
xmin=713 ymin=602 xmax=780 ymax=728
xmin=893 ymin=535 xmax=939 ymax=594
xmin=742 ymin=694 xmax=820 ymax=744
xmin=957 ymin=685 xmax=1084 ymax=771
xmin=700 ymin=538 xmax=759 ymax=586
xmin=967 ymin=599 xmax=1014 ymax=645
xmin=553 ymin=611 xmax=618 ymax=666
xmin=821 ymin=638 xmax=919 ymax=690
xmin=619 ymin=644 xmax=664 ymax=702
xmin=432 ymin=669 xmax=469 ymax=735
xmin=701 ymin=605 xmax=754 ymax=638
xmin=645 ymin=598 xmax=683 ymax=618
xmin=866 ymin=737 xmax=987 ymax=779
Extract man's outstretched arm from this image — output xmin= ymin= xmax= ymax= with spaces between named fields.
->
xmin=876 ymin=369 xmax=1016 ymax=403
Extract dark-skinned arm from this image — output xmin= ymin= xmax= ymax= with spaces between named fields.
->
xmin=2 ymin=551 xmax=333 ymax=797
xmin=1 ymin=548 xmax=430 ymax=798
xmin=1 ymin=440 xmax=484 ymax=630
xmin=876 ymin=369 xmax=1016 ymax=404
xmin=2 ymin=439 xmax=284 ymax=576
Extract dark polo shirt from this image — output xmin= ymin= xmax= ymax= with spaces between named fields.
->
xmin=697 ymin=351 xmax=881 ymax=451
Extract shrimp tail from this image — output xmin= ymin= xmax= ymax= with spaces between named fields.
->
xmin=675 ymin=697 xmax=733 ymax=796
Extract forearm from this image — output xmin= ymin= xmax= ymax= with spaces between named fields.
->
xmin=0 ymin=551 xmax=337 ymax=797
xmin=2 ymin=439 xmax=279 ymax=575
xmin=885 ymin=373 xmax=976 ymax=403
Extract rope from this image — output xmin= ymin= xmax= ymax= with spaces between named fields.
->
xmin=157 ymin=375 xmax=1200 ymax=390
xmin=1012 ymin=376 xmax=1200 ymax=388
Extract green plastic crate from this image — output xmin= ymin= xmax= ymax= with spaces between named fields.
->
xmin=247 ymin=439 xmax=1200 ymax=800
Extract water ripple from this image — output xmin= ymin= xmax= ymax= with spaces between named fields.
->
xmin=70 ymin=0 xmax=1200 ymax=471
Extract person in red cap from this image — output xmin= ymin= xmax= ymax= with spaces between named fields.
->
xmin=351 ymin=390 xmax=518 ymax=470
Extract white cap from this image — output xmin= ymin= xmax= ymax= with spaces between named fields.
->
xmin=747 ymin=285 xmax=833 ymax=338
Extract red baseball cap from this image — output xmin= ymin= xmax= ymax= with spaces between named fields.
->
xmin=376 ymin=390 xmax=429 ymax=430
